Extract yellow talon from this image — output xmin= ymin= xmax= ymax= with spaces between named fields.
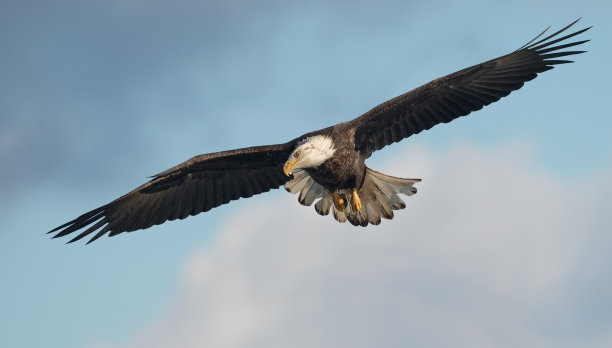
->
xmin=351 ymin=189 xmax=362 ymax=212
xmin=333 ymin=191 xmax=346 ymax=212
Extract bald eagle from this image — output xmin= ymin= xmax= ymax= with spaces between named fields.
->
xmin=50 ymin=20 xmax=590 ymax=243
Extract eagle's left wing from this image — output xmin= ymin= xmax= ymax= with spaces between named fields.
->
xmin=350 ymin=20 xmax=590 ymax=157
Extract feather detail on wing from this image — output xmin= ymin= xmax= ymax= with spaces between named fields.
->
xmin=352 ymin=19 xmax=591 ymax=156
xmin=49 ymin=143 xmax=296 ymax=243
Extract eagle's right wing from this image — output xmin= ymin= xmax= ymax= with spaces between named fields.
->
xmin=49 ymin=142 xmax=296 ymax=244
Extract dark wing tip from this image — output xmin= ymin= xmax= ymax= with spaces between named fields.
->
xmin=48 ymin=206 xmax=112 ymax=245
xmin=527 ymin=21 xmax=590 ymax=51
xmin=47 ymin=220 xmax=74 ymax=234
xmin=521 ymin=20 xmax=590 ymax=71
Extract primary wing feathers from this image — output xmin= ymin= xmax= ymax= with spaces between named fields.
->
xmin=49 ymin=143 xmax=295 ymax=243
xmin=353 ymin=19 xmax=590 ymax=156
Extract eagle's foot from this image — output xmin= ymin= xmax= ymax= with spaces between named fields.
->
xmin=333 ymin=191 xmax=346 ymax=212
xmin=351 ymin=189 xmax=362 ymax=212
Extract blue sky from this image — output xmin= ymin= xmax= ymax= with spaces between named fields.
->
xmin=1 ymin=1 xmax=611 ymax=347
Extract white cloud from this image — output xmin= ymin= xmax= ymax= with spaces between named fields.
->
xmin=105 ymin=141 xmax=612 ymax=348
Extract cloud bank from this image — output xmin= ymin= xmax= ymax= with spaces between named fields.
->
xmin=94 ymin=142 xmax=612 ymax=348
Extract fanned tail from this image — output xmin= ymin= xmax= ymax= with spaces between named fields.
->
xmin=285 ymin=168 xmax=420 ymax=226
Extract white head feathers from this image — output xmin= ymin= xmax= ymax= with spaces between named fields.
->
xmin=290 ymin=135 xmax=336 ymax=169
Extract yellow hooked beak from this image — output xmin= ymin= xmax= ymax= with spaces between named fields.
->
xmin=283 ymin=159 xmax=298 ymax=176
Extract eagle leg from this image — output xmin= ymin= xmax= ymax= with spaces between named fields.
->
xmin=333 ymin=191 xmax=346 ymax=212
xmin=351 ymin=189 xmax=362 ymax=212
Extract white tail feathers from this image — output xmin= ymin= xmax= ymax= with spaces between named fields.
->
xmin=284 ymin=168 xmax=420 ymax=226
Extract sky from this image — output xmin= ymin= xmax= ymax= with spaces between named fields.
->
xmin=1 ymin=0 xmax=611 ymax=347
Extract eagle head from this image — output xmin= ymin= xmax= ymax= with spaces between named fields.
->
xmin=283 ymin=135 xmax=336 ymax=176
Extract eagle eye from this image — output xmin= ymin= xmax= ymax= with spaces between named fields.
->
xmin=293 ymin=151 xmax=300 ymax=158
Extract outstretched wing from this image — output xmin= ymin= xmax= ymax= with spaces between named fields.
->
xmin=351 ymin=19 xmax=590 ymax=157
xmin=49 ymin=142 xmax=296 ymax=244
